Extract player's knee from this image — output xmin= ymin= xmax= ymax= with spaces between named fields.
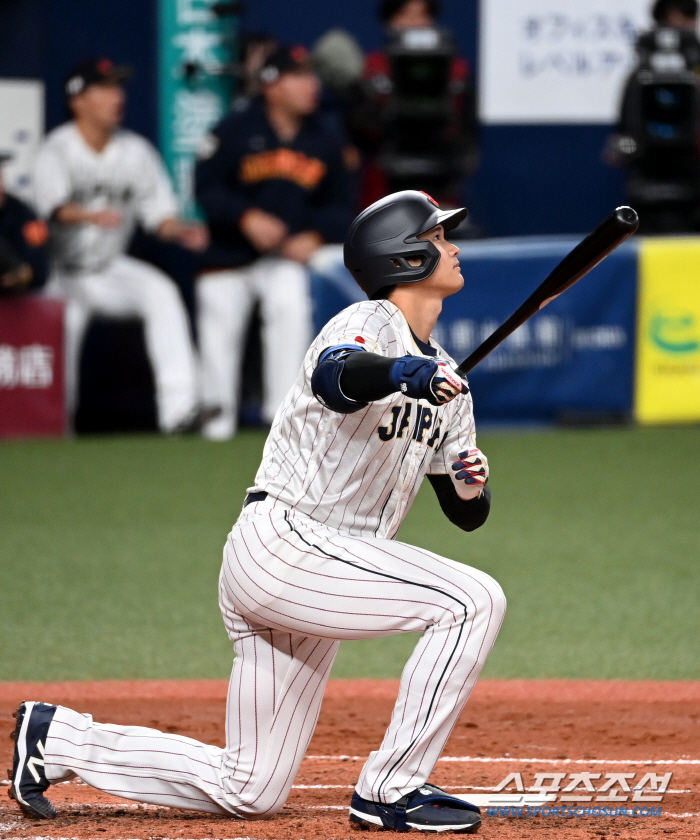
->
xmin=231 ymin=795 xmax=285 ymax=819
xmin=456 ymin=573 xmax=506 ymax=625
xmin=483 ymin=575 xmax=507 ymax=621
xmin=196 ymin=275 xmax=227 ymax=312
xmin=152 ymin=277 xmax=180 ymax=307
xmin=264 ymin=265 xmax=309 ymax=309
xmin=266 ymin=286 xmax=309 ymax=323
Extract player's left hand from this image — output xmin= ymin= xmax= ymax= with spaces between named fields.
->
xmin=450 ymin=448 xmax=488 ymax=500
xmin=390 ymin=355 xmax=467 ymax=406
xmin=177 ymin=223 xmax=209 ymax=252
xmin=280 ymin=231 xmax=324 ymax=264
xmin=431 ymin=359 xmax=466 ymax=405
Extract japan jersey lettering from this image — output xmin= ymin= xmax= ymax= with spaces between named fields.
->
xmin=250 ymin=299 xmax=478 ymax=539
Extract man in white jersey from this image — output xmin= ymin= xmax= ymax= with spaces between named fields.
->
xmin=10 ymin=191 xmax=505 ymax=834
xmin=34 ymin=58 xmax=208 ymax=433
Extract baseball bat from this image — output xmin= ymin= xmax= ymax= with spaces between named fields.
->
xmin=455 ymin=206 xmax=639 ymax=376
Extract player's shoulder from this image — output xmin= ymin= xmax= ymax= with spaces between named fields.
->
xmin=39 ymin=122 xmax=76 ymax=153
xmin=113 ymin=128 xmax=157 ymax=154
xmin=114 ymin=130 xmax=168 ymax=173
xmin=324 ymin=299 xmax=400 ymax=331
xmin=316 ymin=299 xmax=403 ymax=352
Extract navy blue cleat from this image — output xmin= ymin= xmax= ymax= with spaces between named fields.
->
xmin=350 ymin=783 xmax=481 ymax=833
xmin=8 ymin=702 xmax=57 ymax=819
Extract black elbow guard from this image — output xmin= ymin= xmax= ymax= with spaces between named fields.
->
xmin=311 ymin=345 xmax=369 ymax=414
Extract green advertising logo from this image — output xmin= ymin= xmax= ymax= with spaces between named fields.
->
xmin=649 ymin=311 xmax=700 ymax=354
xmin=158 ymin=0 xmax=235 ymax=218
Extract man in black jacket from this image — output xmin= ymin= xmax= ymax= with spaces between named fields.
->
xmin=195 ymin=44 xmax=354 ymax=439
xmin=0 ymin=153 xmax=48 ymax=295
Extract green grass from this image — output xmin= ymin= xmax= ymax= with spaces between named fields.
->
xmin=1 ymin=427 xmax=698 ymax=682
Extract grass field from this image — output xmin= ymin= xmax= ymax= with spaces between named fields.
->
xmin=1 ymin=426 xmax=698 ymax=682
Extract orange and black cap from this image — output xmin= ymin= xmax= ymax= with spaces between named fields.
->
xmin=259 ymin=44 xmax=313 ymax=84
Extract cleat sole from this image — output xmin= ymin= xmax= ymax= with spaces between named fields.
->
xmin=349 ymin=811 xmax=481 ymax=834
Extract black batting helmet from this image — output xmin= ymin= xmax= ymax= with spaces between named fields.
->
xmin=343 ymin=190 xmax=467 ymax=299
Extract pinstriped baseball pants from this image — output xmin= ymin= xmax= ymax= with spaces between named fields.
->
xmin=43 ymin=497 xmax=506 ymax=818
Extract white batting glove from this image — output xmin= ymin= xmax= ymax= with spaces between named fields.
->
xmin=430 ymin=359 xmax=467 ymax=405
xmin=450 ymin=448 xmax=489 ymax=500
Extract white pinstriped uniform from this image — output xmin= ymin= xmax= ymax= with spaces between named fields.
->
xmin=43 ymin=299 xmax=506 ymax=818
xmin=33 ymin=123 xmax=199 ymax=432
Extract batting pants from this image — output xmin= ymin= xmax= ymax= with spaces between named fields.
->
xmin=196 ymin=256 xmax=312 ymax=440
xmin=43 ymin=496 xmax=506 ymax=817
xmin=47 ymin=256 xmax=199 ymax=433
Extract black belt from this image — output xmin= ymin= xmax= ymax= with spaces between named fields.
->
xmin=243 ymin=491 xmax=268 ymax=507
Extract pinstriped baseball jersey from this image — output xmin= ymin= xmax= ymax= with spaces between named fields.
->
xmin=250 ymin=299 xmax=477 ymax=539
xmin=33 ymin=123 xmax=178 ymax=274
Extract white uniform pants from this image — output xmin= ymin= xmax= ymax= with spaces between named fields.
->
xmin=196 ymin=256 xmax=312 ymax=440
xmin=44 ymin=497 xmax=506 ymax=818
xmin=48 ymin=255 xmax=198 ymax=433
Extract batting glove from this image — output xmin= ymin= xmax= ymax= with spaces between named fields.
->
xmin=390 ymin=356 xmax=467 ymax=406
xmin=450 ymin=448 xmax=489 ymax=500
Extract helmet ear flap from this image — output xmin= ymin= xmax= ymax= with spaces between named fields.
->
xmin=391 ymin=240 xmax=441 ymax=282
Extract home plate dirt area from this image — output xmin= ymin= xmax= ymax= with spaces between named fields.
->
xmin=1 ymin=679 xmax=698 ymax=840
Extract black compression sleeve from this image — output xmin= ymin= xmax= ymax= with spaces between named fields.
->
xmin=339 ymin=351 xmax=397 ymax=402
xmin=427 ymin=474 xmax=491 ymax=532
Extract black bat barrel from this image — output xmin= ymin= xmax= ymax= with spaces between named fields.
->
xmin=456 ymin=206 xmax=639 ymax=376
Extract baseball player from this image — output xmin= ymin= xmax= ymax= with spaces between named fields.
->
xmin=194 ymin=44 xmax=353 ymax=440
xmin=34 ymin=58 xmax=207 ymax=433
xmin=9 ymin=191 xmax=505 ymax=834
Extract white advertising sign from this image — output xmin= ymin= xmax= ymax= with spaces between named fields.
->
xmin=0 ymin=79 xmax=44 ymax=201
xmin=479 ymin=0 xmax=651 ymax=124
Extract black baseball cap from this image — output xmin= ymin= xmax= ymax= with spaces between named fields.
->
xmin=259 ymin=44 xmax=313 ymax=84
xmin=65 ymin=57 xmax=133 ymax=98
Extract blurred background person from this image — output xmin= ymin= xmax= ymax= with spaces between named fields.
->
xmin=194 ymin=44 xmax=354 ymax=441
xmin=345 ymin=0 xmax=478 ymax=210
xmin=0 ymin=152 xmax=49 ymax=295
xmin=232 ymin=31 xmax=279 ymax=111
xmin=33 ymin=58 xmax=209 ymax=434
xmin=606 ymin=0 xmax=700 ymax=233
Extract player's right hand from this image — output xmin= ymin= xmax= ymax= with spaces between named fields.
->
xmin=450 ymin=448 xmax=489 ymax=500
xmin=389 ymin=355 xmax=467 ymax=406
xmin=89 ymin=209 xmax=123 ymax=228
xmin=280 ymin=230 xmax=323 ymax=264
xmin=239 ymin=207 xmax=288 ymax=252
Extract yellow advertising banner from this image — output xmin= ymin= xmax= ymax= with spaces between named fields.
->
xmin=636 ymin=238 xmax=700 ymax=424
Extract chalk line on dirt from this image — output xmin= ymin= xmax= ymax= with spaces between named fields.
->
xmin=305 ymin=754 xmax=700 ymax=765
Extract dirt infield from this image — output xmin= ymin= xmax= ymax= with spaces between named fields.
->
xmin=1 ymin=679 xmax=699 ymax=840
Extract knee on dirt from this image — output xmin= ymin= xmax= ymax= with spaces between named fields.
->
xmin=231 ymin=794 xmax=286 ymax=819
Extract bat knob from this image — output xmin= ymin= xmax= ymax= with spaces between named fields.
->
xmin=614 ymin=206 xmax=639 ymax=231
